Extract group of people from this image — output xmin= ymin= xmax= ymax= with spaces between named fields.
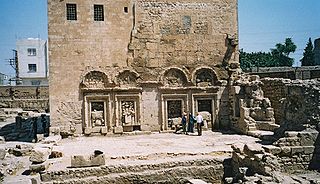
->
xmin=179 ymin=111 xmax=204 ymax=136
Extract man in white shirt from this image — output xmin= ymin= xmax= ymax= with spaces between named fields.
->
xmin=196 ymin=112 xmax=203 ymax=136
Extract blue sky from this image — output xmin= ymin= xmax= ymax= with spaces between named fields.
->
xmin=0 ymin=0 xmax=319 ymax=78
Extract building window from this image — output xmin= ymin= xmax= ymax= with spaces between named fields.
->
xmin=66 ymin=3 xmax=77 ymax=20
xmin=124 ymin=7 xmax=128 ymax=13
xmin=94 ymin=5 xmax=104 ymax=21
xmin=28 ymin=64 xmax=37 ymax=73
xmin=27 ymin=48 xmax=36 ymax=56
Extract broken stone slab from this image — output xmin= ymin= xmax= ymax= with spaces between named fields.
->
xmin=42 ymin=135 xmax=61 ymax=145
xmin=231 ymin=143 xmax=245 ymax=153
xmin=70 ymin=150 xmax=105 ymax=168
xmin=244 ymin=144 xmax=264 ymax=156
xmin=29 ymin=160 xmax=49 ymax=173
xmin=29 ymin=147 xmax=51 ymax=164
xmin=49 ymin=150 xmax=63 ymax=159
xmin=262 ymin=145 xmax=281 ymax=155
xmin=9 ymin=144 xmax=34 ymax=156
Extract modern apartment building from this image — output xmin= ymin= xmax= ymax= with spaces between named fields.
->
xmin=16 ymin=38 xmax=49 ymax=86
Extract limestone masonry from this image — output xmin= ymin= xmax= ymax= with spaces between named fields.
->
xmin=48 ymin=0 xmax=239 ymax=136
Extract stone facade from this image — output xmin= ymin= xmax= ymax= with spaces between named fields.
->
xmin=48 ymin=0 xmax=239 ymax=135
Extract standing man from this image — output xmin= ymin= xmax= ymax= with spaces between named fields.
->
xmin=196 ymin=112 xmax=203 ymax=136
xmin=181 ymin=112 xmax=187 ymax=134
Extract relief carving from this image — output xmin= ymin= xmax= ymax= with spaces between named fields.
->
xmin=90 ymin=102 xmax=105 ymax=127
xmin=195 ymin=69 xmax=216 ymax=87
xmin=82 ymin=71 xmax=108 ymax=89
xmin=121 ymin=101 xmax=135 ymax=125
xmin=117 ymin=71 xmax=138 ymax=87
xmin=163 ymin=69 xmax=187 ymax=87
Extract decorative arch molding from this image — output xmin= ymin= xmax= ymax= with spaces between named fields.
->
xmin=80 ymin=70 xmax=109 ymax=89
xmin=192 ymin=67 xmax=218 ymax=87
xmin=115 ymin=69 xmax=141 ymax=87
xmin=160 ymin=67 xmax=189 ymax=87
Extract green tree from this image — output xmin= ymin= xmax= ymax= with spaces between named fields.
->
xmin=300 ymin=38 xmax=315 ymax=66
xmin=271 ymin=38 xmax=297 ymax=67
xmin=239 ymin=38 xmax=297 ymax=70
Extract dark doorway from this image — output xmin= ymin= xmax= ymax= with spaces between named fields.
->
xmin=167 ymin=100 xmax=182 ymax=128
xmin=197 ymin=100 xmax=212 ymax=113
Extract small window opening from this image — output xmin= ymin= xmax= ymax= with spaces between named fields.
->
xmin=124 ymin=7 xmax=128 ymax=13
xmin=94 ymin=5 xmax=104 ymax=21
xmin=66 ymin=3 xmax=77 ymax=20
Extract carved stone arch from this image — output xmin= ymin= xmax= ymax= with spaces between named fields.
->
xmin=192 ymin=67 xmax=218 ymax=87
xmin=80 ymin=70 xmax=109 ymax=89
xmin=161 ymin=67 xmax=189 ymax=87
xmin=116 ymin=69 xmax=140 ymax=87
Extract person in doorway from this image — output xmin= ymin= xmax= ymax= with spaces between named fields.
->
xmin=181 ymin=112 xmax=187 ymax=134
xmin=196 ymin=112 xmax=203 ymax=136
xmin=188 ymin=112 xmax=195 ymax=133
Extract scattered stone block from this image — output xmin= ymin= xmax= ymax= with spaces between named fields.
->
xmin=29 ymin=161 xmax=49 ymax=173
xmin=29 ymin=147 xmax=51 ymax=164
xmin=49 ymin=150 xmax=63 ymax=159
xmin=71 ymin=150 xmax=105 ymax=168
xmin=42 ymin=135 xmax=61 ymax=145
xmin=114 ymin=126 xmax=123 ymax=134
xmin=10 ymin=144 xmax=34 ymax=156
xmin=0 ymin=148 xmax=6 ymax=160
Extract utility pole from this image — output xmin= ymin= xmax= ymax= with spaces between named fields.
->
xmin=8 ymin=49 xmax=22 ymax=85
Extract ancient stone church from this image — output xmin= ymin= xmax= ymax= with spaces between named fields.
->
xmin=48 ymin=0 xmax=239 ymax=136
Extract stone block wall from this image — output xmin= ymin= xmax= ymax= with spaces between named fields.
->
xmin=272 ymin=130 xmax=319 ymax=172
xmin=261 ymin=78 xmax=320 ymax=130
xmin=0 ymin=86 xmax=49 ymax=112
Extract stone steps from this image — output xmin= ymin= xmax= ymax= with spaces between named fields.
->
xmin=255 ymin=121 xmax=280 ymax=131
xmin=247 ymin=130 xmax=276 ymax=141
xmin=41 ymin=158 xmax=225 ymax=184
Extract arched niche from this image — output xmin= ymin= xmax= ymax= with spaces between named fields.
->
xmin=81 ymin=70 xmax=109 ymax=89
xmin=193 ymin=67 xmax=217 ymax=87
xmin=116 ymin=70 xmax=140 ymax=87
xmin=162 ymin=68 xmax=188 ymax=87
